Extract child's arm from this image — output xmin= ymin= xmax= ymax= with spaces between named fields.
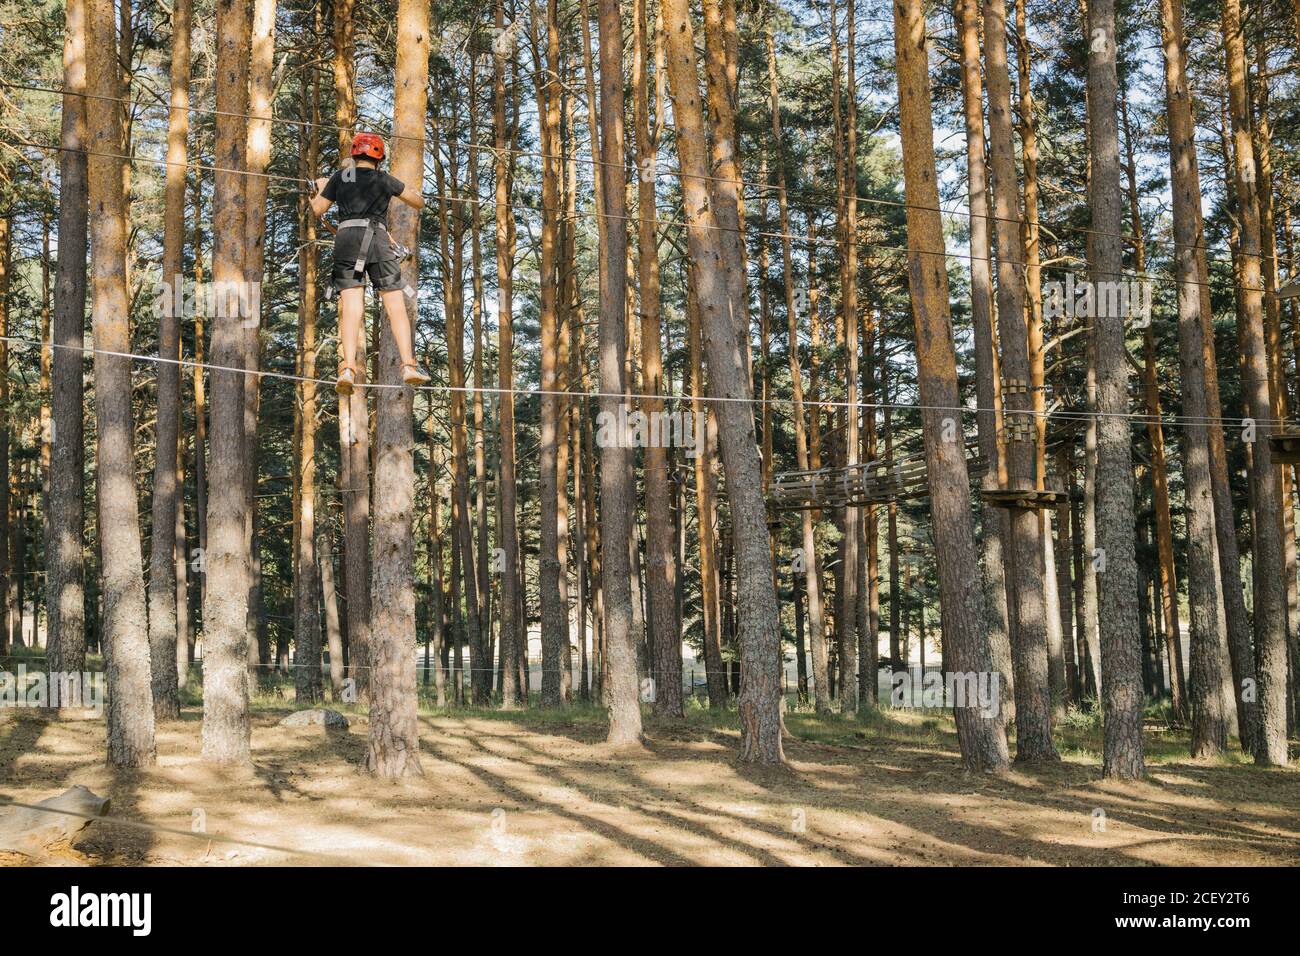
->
xmin=310 ymin=176 xmax=333 ymax=218
xmin=395 ymin=181 xmax=425 ymax=211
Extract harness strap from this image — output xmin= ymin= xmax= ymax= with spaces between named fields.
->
xmin=338 ymin=218 xmax=381 ymax=276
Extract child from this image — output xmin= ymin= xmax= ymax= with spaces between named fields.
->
xmin=311 ymin=131 xmax=431 ymax=394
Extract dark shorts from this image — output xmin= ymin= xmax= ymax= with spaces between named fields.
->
xmin=332 ymin=256 xmax=404 ymax=293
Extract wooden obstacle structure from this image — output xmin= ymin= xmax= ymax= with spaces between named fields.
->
xmin=1267 ymin=431 xmax=1300 ymax=465
xmin=769 ymin=438 xmax=1079 ymax=514
xmin=769 ymin=443 xmax=989 ymax=512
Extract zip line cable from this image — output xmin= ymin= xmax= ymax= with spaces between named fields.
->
xmin=1 ymin=333 xmax=1292 ymax=432
xmin=3 ymin=79 xmax=1287 ymax=279
xmin=10 ymin=136 xmax=1259 ymax=295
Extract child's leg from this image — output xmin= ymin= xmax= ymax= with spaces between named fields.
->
xmin=338 ymin=287 xmax=365 ymax=371
xmin=380 ymin=288 xmax=418 ymax=367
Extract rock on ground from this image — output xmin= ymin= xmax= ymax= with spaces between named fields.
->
xmin=0 ymin=785 xmax=110 ymax=856
xmin=279 ymin=709 xmax=350 ymax=729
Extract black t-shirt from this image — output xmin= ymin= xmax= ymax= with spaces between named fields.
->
xmin=322 ymin=166 xmax=406 ymax=262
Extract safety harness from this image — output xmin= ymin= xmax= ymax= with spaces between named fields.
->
xmin=337 ymin=218 xmax=412 ymax=277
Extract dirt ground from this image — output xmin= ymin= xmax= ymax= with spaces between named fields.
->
xmin=2 ymin=702 xmax=1298 ymax=866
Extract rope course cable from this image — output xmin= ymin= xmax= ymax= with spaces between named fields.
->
xmin=8 ymin=137 xmax=1263 ymax=296
xmin=7 ymin=77 xmax=1293 ymax=277
xmin=1 ymin=333 xmax=1293 ymax=431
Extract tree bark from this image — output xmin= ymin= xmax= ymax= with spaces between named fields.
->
xmin=363 ymin=0 xmax=428 ymax=779
xmin=334 ymin=0 xmax=371 ymax=707
xmin=1086 ymin=0 xmax=1145 ymax=779
xmin=201 ymin=0 xmax=253 ymax=768
xmin=661 ymin=0 xmax=783 ymax=762
xmin=767 ymin=23 xmax=830 ymax=713
xmin=891 ymin=0 xmax=1010 ymax=771
xmin=294 ymin=41 xmax=324 ymax=705
xmin=597 ymin=0 xmax=644 ymax=745
xmin=86 ymin=0 xmax=156 ymax=768
xmin=635 ymin=0 xmax=682 ymax=718
xmin=46 ymin=0 xmax=88 ymax=677
xmin=536 ymin=0 xmax=567 ymax=708
xmin=147 ymin=0 xmax=191 ymax=721
xmin=495 ymin=0 xmax=523 ymax=708
xmin=1221 ymin=0 xmax=1289 ymax=765
xmin=984 ymin=0 xmax=1057 ymax=760
xmin=954 ymin=0 xmax=1014 ymax=711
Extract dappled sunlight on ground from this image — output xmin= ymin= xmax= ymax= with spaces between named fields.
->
xmin=2 ymin=703 xmax=1297 ymax=866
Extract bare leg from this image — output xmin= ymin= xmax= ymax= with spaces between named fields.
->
xmin=338 ymin=286 xmax=365 ymax=371
xmin=380 ymin=288 xmax=418 ymax=366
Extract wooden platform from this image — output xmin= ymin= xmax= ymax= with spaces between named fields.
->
xmin=1267 ymin=431 xmax=1300 ymax=465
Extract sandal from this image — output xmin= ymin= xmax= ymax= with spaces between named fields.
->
xmin=401 ymin=362 xmax=431 ymax=386
xmin=336 ymin=363 xmax=357 ymax=396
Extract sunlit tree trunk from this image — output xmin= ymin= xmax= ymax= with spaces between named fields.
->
xmin=954 ymin=0 xmax=1014 ymax=712
xmin=294 ymin=43 xmax=324 ymax=705
xmin=363 ymin=0 xmax=428 ymax=779
xmin=984 ymin=0 xmax=1056 ymax=760
xmin=46 ymin=0 xmax=88 ymax=677
xmin=1086 ymin=0 xmax=1145 ymax=779
xmin=146 ymin=0 xmax=191 ymax=720
xmin=240 ymin=0 xmax=275 ymax=684
xmin=1158 ymin=0 xmax=1227 ymax=757
xmin=597 ymin=0 xmax=643 ymax=745
xmin=662 ymin=0 xmax=783 ymax=762
xmin=495 ymin=0 xmax=523 ymax=708
xmin=633 ymin=0 xmax=681 ymax=718
xmin=1222 ymin=0 xmax=1289 ymax=765
xmin=535 ymin=0 xmax=566 ymax=708
xmin=201 ymin=0 xmax=253 ymax=768
xmin=891 ymin=0 xmax=1010 ymax=771
xmin=1121 ymin=94 xmax=1187 ymax=720
xmin=333 ymin=0 xmax=370 ymax=707
xmin=86 ymin=0 xmax=156 ymax=768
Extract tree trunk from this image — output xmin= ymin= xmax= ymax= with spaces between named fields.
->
xmin=635 ymin=0 xmax=682 ymax=718
xmin=238 ymin=0 xmax=274 ymax=687
xmin=700 ymin=0 xmax=750 ymax=375
xmin=0 ymin=215 xmax=8 ymax=656
xmin=597 ymin=0 xmax=643 ymax=746
xmin=319 ymin=523 xmax=345 ymax=701
xmin=147 ymin=0 xmax=191 ymax=721
xmin=46 ymin=0 xmax=89 ymax=677
xmin=892 ymin=0 xmax=1010 ymax=771
xmin=294 ymin=46 xmax=323 ymax=705
xmin=1086 ymin=0 xmax=1145 ymax=779
xmin=86 ymin=0 xmax=156 ymax=768
xmin=1122 ymin=95 xmax=1188 ymax=720
xmin=494 ymin=0 xmax=523 ymax=708
xmin=201 ymin=0 xmax=252 ymax=768
xmin=984 ymin=0 xmax=1056 ymax=761
xmin=1221 ymin=0 xmax=1289 ymax=765
xmin=767 ymin=24 xmax=830 ymax=713
xmin=661 ymin=0 xmax=783 ymax=762
xmin=536 ymin=0 xmax=567 ymax=708
xmin=469 ymin=61 xmax=493 ymax=702
xmin=689 ymin=284 xmax=728 ymax=708
xmin=363 ymin=0 xmax=428 ymax=779
xmin=334 ymin=0 xmax=370 ymax=708
xmin=955 ymin=0 xmax=1014 ymax=712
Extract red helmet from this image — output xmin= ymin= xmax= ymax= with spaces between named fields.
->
xmin=350 ymin=132 xmax=385 ymax=162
